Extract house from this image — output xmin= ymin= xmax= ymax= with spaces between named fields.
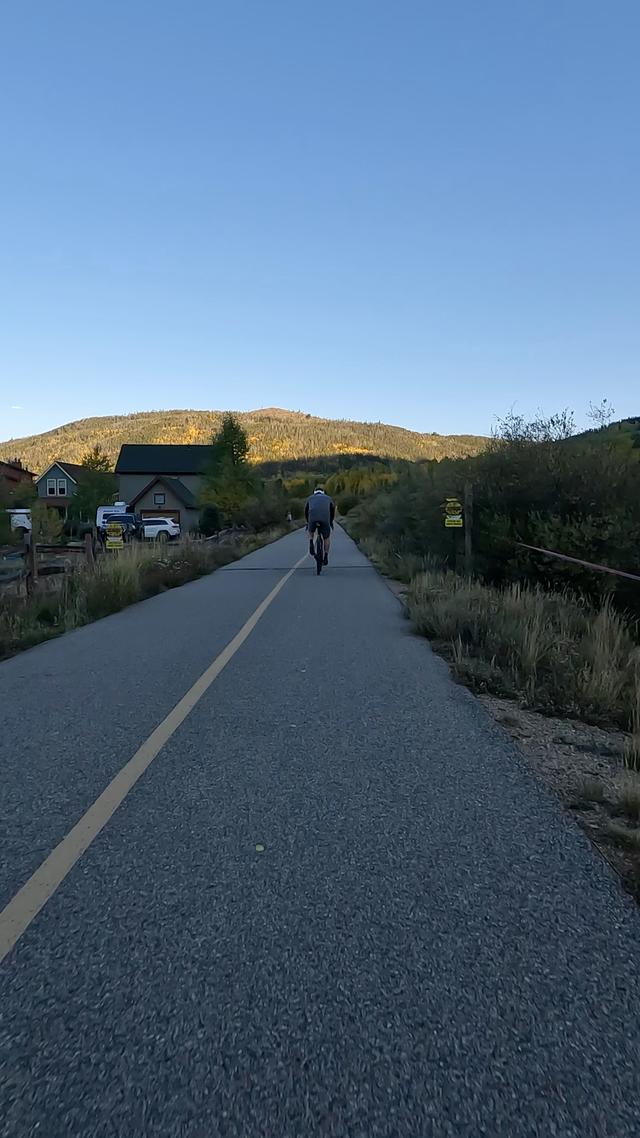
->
xmin=0 ymin=458 xmax=36 ymax=498
xmin=115 ymin=445 xmax=210 ymax=532
xmin=35 ymin=461 xmax=87 ymax=518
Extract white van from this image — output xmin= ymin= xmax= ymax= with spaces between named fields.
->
xmin=96 ymin=502 xmax=127 ymax=529
xmin=7 ymin=509 xmax=32 ymax=535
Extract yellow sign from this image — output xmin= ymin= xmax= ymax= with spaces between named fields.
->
xmin=105 ymin=522 xmax=124 ymax=550
xmin=444 ymin=495 xmax=463 ymax=528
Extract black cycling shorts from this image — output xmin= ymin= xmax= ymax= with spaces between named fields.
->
xmin=308 ymin=519 xmax=331 ymax=539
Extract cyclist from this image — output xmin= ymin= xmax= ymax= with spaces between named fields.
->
xmin=305 ymin=487 xmax=335 ymax=566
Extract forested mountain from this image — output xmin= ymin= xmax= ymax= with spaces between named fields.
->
xmin=0 ymin=408 xmax=487 ymax=473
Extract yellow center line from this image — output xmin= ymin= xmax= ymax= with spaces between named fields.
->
xmin=0 ymin=554 xmax=307 ymax=965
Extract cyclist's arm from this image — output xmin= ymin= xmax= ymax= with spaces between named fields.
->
xmin=330 ymin=501 xmax=336 ymax=527
xmin=304 ymin=501 xmax=309 ymax=523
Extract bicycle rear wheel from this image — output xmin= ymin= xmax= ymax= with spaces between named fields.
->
xmin=315 ymin=533 xmax=324 ymax=575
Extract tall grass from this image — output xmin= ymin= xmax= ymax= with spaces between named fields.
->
xmin=625 ymin=677 xmax=640 ymax=770
xmin=407 ymin=570 xmax=639 ymax=729
xmin=354 ymin=535 xmax=443 ymax=584
xmin=0 ymin=531 xmax=285 ymax=661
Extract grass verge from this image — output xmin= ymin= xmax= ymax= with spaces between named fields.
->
xmin=406 ymin=569 xmax=640 ymax=731
xmin=0 ymin=528 xmax=287 ymax=661
xmin=351 ymin=527 xmax=640 ymax=898
xmin=349 ymin=530 xmax=640 ymax=732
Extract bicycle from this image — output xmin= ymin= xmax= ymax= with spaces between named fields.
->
xmin=312 ymin=522 xmax=325 ymax=575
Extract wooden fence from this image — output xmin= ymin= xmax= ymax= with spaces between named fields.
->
xmin=0 ymin=535 xmax=95 ymax=597
xmin=516 ymin=542 xmax=640 ymax=585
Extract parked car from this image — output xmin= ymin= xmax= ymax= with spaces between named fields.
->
xmin=101 ymin=512 xmax=142 ymax=542
xmin=142 ymin=517 xmax=181 ymax=542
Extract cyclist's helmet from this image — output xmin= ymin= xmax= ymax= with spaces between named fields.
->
xmin=314 ymin=486 xmax=325 ymax=494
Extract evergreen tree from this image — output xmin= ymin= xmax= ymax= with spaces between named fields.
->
xmin=81 ymin=444 xmax=112 ymax=472
xmin=70 ymin=448 xmax=117 ymax=525
xmin=209 ymin=414 xmax=250 ymax=471
xmin=201 ymin=415 xmax=255 ymax=524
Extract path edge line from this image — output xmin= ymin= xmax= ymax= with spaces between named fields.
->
xmin=0 ymin=555 xmax=306 ymax=965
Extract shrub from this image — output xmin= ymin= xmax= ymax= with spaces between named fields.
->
xmin=199 ymin=505 xmax=222 ymax=536
xmin=407 ymin=570 xmax=638 ymax=728
xmin=0 ymin=512 xmax=14 ymax=545
xmin=336 ymin=492 xmax=359 ymax=516
xmin=349 ymin=409 xmax=640 ymax=616
xmin=31 ymin=501 xmax=64 ymax=543
xmin=35 ymin=602 xmax=59 ymax=626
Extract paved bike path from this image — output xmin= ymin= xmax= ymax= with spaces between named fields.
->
xmin=2 ymin=527 xmax=640 ymax=1136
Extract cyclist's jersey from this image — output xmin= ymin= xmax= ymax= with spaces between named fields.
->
xmin=305 ymin=492 xmax=335 ymax=527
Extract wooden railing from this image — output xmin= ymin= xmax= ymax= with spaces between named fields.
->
xmin=516 ymin=542 xmax=640 ymax=585
xmin=0 ymin=535 xmax=95 ymax=596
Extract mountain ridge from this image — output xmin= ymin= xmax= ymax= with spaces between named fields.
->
xmin=0 ymin=408 xmax=488 ymax=473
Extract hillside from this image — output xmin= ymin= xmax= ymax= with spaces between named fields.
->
xmin=567 ymin=416 xmax=640 ymax=455
xmin=0 ymin=409 xmax=488 ymax=474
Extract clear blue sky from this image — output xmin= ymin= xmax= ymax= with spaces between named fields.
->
xmin=1 ymin=1 xmax=639 ymax=440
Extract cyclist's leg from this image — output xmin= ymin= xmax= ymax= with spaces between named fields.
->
xmin=322 ymin=522 xmax=331 ymax=564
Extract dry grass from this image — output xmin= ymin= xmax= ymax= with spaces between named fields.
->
xmin=603 ymin=822 xmax=640 ymax=850
xmin=570 ymin=778 xmax=606 ymax=808
xmin=617 ymin=775 xmax=640 ymax=822
xmin=0 ymin=530 xmax=286 ymax=661
xmin=351 ymin=535 xmax=443 ymax=584
xmin=624 ymin=678 xmax=640 ymax=771
xmin=406 ymin=570 xmax=638 ymax=731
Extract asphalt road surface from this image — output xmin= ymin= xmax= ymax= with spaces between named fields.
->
xmin=2 ymin=526 xmax=640 ymax=1136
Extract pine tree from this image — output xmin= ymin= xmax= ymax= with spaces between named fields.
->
xmin=201 ymin=415 xmax=256 ymax=524
xmin=209 ymin=414 xmax=250 ymax=471
xmin=81 ymin=444 xmax=112 ymax=472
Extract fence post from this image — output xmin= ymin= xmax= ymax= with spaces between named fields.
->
xmin=84 ymin=531 xmax=95 ymax=566
xmin=464 ymin=482 xmax=474 ymax=576
xmin=27 ymin=535 xmax=38 ymax=595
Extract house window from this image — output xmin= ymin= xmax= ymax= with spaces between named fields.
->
xmin=57 ymin=478 xmax=67 ymax=496
xmin=47 ymin=478 xmax=57 ymax=496
xmin=154 ymin=492 xmax=166 ymax=506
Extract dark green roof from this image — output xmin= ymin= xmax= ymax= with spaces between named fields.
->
xmin=115 ymin=444 xmax=210 ymax=475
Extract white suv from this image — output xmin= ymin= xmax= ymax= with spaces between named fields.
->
xmin=142 ymin=517 xmax=181 ymax=542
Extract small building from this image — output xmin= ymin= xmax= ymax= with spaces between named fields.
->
xmin=115 ymin=445 xmax=209 ymax=532
xmin=35 ymin=461 xmax=87 ymax=518
xmin=0 ymin=458 xmax=35 ymax=497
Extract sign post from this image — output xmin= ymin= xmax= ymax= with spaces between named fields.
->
xmin=105 ymin=522 xmax=124 ymax=551
xmin=443 ymin=497 xmax=463 ymax=528
xmin=443 ymin=496 xmax=464 ymax=572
